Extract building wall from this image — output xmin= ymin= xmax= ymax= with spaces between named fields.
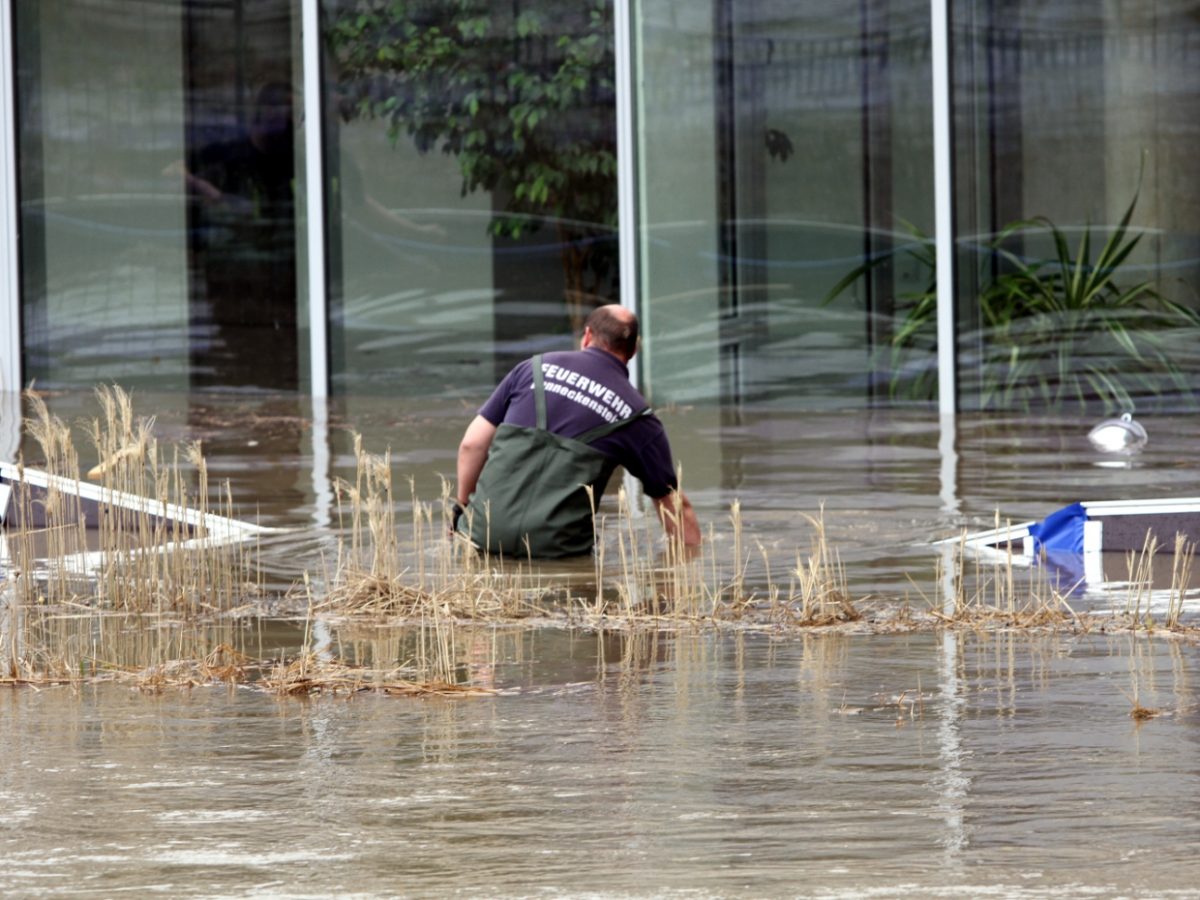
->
xmin=2 ymin=0 xmax=1198 ymax=415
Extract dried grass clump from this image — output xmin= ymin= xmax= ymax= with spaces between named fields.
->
xmin=315 ymin=435 xmax=558 ymax=623
xmin=320 ymin=439 xmax=868 ymax=631
xmin=1129 ymin=702 xmax=1162 ymax=721
xmin=1 ymin=599 xmax=494 ymax=697
xmin=124 ymin=643 xmax=254 ymax=692
xmin=922 ymin=517 xmax=1085 ymax=632
xmin=781 ymin=509 xmax=861 ymax=627
xmin=588 ymin=490 xmax=862 ymax=628
xmin=1122 ymin=673 xmax=1166 ymax=723
xmin=1 ymin=603 xmax=260 ymax=689
xmin=0 ymin=644 xmax=80 ymax=687
xmin=1109 ymin=531 xmax=1200 ymax=634
xmin=261 ymin=653 xmax=494 ymax=698
xmin=932 ymin=519 xmax=1200 ymax=636
xmin=316 ymin=568 xmax=554 ymax=621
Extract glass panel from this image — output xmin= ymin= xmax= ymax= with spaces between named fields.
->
xmin=953 ymin=1 xmax=1200 ymax=413
xmin=636 ymin=1 xmax=934 ymax=408
xmin=323 ymin=0 xmax=620 ymax=400
xmin=16 ymin=0 xmax=303 ymax=392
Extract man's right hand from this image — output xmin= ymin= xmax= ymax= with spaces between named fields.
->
xmin=652 ymin=490 xmax=702 ymax=549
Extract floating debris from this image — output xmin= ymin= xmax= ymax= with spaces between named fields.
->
xmin=1130 ymin=703 xmax=1162 ymax=722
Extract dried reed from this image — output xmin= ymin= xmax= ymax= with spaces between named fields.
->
xmin=0 ymin=597 xmax=496 ymax=697
xmin=933 ymin=518 xmax=1200 ymax=636
xmin=7 ymin=387 xmax=259 ymax=615
xmin=317 ymin=435 xmax=556 ymax=621
xmin=1095 ymin=528 xmax=1200 ymax=633
xmin=261 ymin=653 xmax=494 ymax=697
xmin=927 ymin=527 xmax=1082 ymax=631
xmin=1166 ymin=534 xmax=1195 ymax=630
xmin=318 ymin=441 xmax=866 ymax=631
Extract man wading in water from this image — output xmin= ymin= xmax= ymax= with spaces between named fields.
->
xmin=453 ymin=304 xmax=701 ymax=558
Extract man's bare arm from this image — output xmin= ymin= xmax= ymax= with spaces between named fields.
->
xmin=456 ymin=415 xmax=498 ymax=506
xmin=652 ymin=490 xmax=702 ymax=548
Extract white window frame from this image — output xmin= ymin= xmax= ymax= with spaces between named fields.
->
xmin=930 ymin=0 xmax=956 ymax=416
xmin=614 ymin=0 xmax=640 ymax=390
xmin=301 ymin=0 xmax=329 ymax=398
xmin=1 ymin=0 xmax=21 ymax=396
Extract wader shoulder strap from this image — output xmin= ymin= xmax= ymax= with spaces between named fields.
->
xmin=531 ymin=354 xmax=547 ymax=431
xmin=576 ymin=406 xmax=654 ymax=445
xmin=531 ymin=353 xmax=649 ymax=443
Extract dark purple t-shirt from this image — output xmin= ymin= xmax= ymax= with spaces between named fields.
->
xmin=478 ymin=348 xmax=678 ymax=498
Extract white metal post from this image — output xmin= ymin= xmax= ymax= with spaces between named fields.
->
xmin=0 ymin=389 xmax=17 ymax=462
xmin=301 ymin=0 xmax=333 ymax=540
xmin=0 ymin=0 xmax=21 ymax=396
xmin=931 ymin=0 xmax=956 ymax=415
xmin=614 ymin=0 xmax=639 ymax=390
xmin=614 ymin=0 xmax=646 ymax=510
xmin=301 ymin=0 xmax=329 ymax=398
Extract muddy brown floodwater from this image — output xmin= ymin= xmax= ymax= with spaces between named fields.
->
xmin=3 ymin=390 xmax=1200 ymax=897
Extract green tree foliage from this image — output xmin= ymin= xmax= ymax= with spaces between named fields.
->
xmin=329 ymin=0 xmax=618 ymax=329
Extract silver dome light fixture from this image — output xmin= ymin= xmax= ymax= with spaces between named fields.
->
xmin=1087 ymin=411 xmax=1148 ymax=454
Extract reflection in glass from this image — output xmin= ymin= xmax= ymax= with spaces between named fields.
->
xmin=323 ymin=0 xmax=620 ymax=399
xmin=16 ymin=0 xmax=302 ymax=392
xmin=17 ymin=1 xmax=189 ymax=390
xmin=952 ymin=1 xmax=1200 ymax=413
xmin=185 ymin=76 xmax=299 ymax=390
xmin=637 ymin=1 xmax=933 ymax=408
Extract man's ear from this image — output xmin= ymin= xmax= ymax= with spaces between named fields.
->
xmin=580 ymin=326 xmax=593 ymax=349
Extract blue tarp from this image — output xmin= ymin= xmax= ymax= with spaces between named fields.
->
xmin=1025 ymin=502 xmax=1088 ymax=555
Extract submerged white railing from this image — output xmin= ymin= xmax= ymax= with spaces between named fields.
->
xmin=0 ymin=461 xmax=274 ymax=580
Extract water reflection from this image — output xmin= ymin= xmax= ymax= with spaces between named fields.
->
xmin=4 ymin=389 xmax=1200 ymax=893
xmin=935 ymin=629 xmax=969 ymax=866
xmin=3 ymin=629 xmax=1199 ymax=895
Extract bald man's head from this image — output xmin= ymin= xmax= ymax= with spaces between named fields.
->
xmin=583 ymin=304 xmax=639 ymax=361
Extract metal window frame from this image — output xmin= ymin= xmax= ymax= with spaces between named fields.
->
xmin=931 ymin=0 xmax=957 ymax=416
xmin=301 ymin=0 xmax=329 ymax=399
xmin=301 ymin=0 xmax=332 ymax=531
xmin=0 ymin=0 xmax=21 ymax=396
xmin=614 ymin=0 xmax=640 ymax=390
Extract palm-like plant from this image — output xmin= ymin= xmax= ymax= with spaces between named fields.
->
xmin=826 ymin=189 xmax=1200 ymax=411
xmin=968 ymin=193 xmax=1200 ymax=410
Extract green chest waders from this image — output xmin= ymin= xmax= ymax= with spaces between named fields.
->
xmin=459 ymin=355 xmax=651 ymax=558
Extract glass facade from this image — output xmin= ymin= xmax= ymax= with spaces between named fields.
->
xmin=637 ymin=0 xmax=934 ymax=407
xmin=4 ymin=1 xmax=1199 ymax=415
xmin=322 ymin=0 xmax=620 ymax=400
xmin=952 ymin=0 xmax=1200 ymax=413
xmin=15 ymin=0 xmax=304 ymax=391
